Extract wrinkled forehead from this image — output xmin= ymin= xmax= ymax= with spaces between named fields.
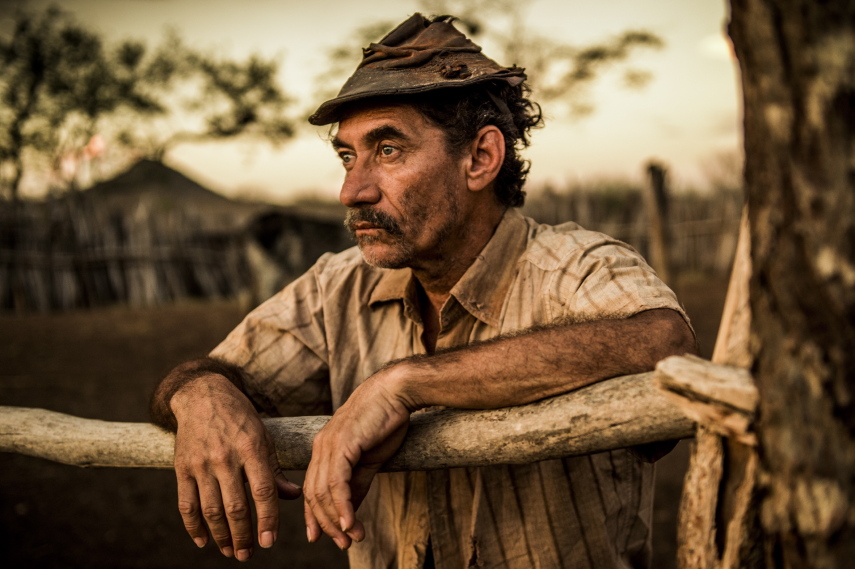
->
xmin=332 ymin=99 xmax=439 ymax=140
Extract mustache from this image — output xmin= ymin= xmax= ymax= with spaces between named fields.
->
xmin=344 ymin=207 xmax=403 ymax=237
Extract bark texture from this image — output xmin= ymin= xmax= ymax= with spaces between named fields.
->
xmin=729 ymin=0 xmax=855 ymax=566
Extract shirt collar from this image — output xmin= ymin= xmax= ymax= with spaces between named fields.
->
xmin=368 ymin=208 xmax=529 ymax=327
xmin=450 ymin=208 xmax=528 ymax=327
xmin=369 ymin=265 xmax=422 ymax=322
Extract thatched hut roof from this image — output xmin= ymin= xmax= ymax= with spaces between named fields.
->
xmin=83 ymin=159 xmax=266 ymax=232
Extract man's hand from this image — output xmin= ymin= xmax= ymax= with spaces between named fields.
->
xmin=303 ymin=368 xmax=411 ymax=549
xmin=170 ymin=375 xmax=302 ymax=561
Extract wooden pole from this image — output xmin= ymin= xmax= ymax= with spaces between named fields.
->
xmin=661 ymin=206 xmax=761 ymax=569
xmin=644 ymin=161 xmax=673 ymax=284
xmin=0 ymin=369 xmax=697 ymax=471
xmin=711 ymin=208 xmax=752 ymax=369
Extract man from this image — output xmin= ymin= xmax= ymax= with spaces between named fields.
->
xmin=150 ymin=14 xmax=696 ymax=569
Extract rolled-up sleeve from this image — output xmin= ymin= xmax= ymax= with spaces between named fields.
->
xmin=210 ymin=255 xmax=334 ymax=417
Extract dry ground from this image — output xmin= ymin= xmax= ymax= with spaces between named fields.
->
xmin=0 ymin=276 xmax=727 ymax=568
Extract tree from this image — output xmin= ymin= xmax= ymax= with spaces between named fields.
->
xmin=0 ymin=6 xmax=294 ymax=200
xmin=130 ymin=31 xmax=294 ymax=162
xmin=313 ymin=0 xmax=663 ymax=118
xmin=0 ymin=7 xmax=160 ymax=200
xmin=685 ymin=1 xmax=855 ymax=567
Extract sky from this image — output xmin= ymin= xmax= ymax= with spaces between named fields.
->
xmin=5 ymin=0 xmax=741 ymax=202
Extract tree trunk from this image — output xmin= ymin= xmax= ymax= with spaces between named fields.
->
xmin=729 ymin=0 xmax=855 ymax=566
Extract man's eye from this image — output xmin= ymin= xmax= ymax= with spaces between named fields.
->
xmin=380 ymin=145 xmax=397 ymax=156
xmin=339 ymin=152 xmax=354 ymax=164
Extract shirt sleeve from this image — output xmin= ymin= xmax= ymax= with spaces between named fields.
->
xmin=546 ymin=235 xmax=693 ymax=332
xmin=209 ymin=255 xmax=334 ymax=417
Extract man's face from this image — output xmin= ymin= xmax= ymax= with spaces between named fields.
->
xmin=333 ymin=103 xmax=468 ymax=269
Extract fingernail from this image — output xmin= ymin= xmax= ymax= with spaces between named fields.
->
xmin=193 ymin=537 xmax=206 ymax=548
xmin=335 ymin=536 xmax=347 ymax=550
xmin=340 ymin=517 xmax=349 ymax=531
xmin=222 ymin=545 xmax=234 ymax=557
xmin=236 ymin=548 xmax=251 ymax=562
xmin=306 ymin=526 xmax=314 ymax=543
xmin=260 ymin=530 xmax=274 ymax=548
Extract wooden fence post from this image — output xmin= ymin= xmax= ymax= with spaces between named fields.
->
xmin=644 ymin=161 xmax=673 ymax=284
xmin=659 ymin=207 xmax=763 ymax=569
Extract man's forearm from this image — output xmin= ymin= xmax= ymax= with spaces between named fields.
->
xmin=388 ymin=308 xmax=697 ymax=412
xmin=149 ymin=357 xmax=249 ymax=432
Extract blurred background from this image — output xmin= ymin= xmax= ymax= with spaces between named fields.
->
xmin=0 ymin=0 xmax=741 ymax=567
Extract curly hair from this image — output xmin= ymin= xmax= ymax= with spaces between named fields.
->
xmin=406 ymin=81 xmax=544 ymax=208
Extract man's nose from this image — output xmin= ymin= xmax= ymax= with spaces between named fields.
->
xmin=339 ymin=161 xmax=381 ymax=208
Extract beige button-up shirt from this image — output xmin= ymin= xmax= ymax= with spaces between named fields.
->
xmin=211 ymin=209 xmax=690 ymax=569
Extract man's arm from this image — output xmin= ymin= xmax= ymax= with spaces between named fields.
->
xmin=393 ymin=308 xmax=696 ymax=410
xmin=303 ymin=308 xmax=696 ymax=548
xmin=150 ymin=358 xmax=302 ymax=562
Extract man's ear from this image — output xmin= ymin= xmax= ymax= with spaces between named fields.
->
xmin=465 ymin=125 xmax=505 ymax=192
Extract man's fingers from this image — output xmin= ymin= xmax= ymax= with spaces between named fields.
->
xmin=308 ymin=496 xmax=352 ymax=550
xmin=316 ymin=453 xmax=351 ymax=537
xmin=304 ymin=499 xmax=322 ymax=543
xmin=216 ymin=466 xmax=256 ymax=561
xmin=275 ymin=474 xmax=303 ymax=500
xmin=196 ymin=474 xmax=235 ymax=557
xmin=266 ymin=443 xmax=302 ymax=500
xmin=305 ymin=449 xmax=353 ymax=550
xmin=342 ymin=464 xmax=378 ymax=543
xmin=329 ymin=453 xmax=357 ymax=536
xmin=244 ymin=458 xmax=283 ymax=549
xmin=304 ymin=496 xmax=353 ymax=551
xmin=176 ymin=471 xmax=209 ymax=548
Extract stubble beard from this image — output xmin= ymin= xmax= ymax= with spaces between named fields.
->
xmin=344 ymin=183 xmax=460 ymax=270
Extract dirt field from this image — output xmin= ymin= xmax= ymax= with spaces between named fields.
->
xmin=0 ymin=277 xmax=727 ymax=568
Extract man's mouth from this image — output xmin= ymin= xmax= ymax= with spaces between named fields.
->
xmin=352 ymin=222 xmax=381 ymax=231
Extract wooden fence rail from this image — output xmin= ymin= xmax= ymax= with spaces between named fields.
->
xmin=0 ymin=357 xmax=750 ymax=471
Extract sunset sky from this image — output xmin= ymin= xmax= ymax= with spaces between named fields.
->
xmin=5 ymin=0 xmax=741 ymax=202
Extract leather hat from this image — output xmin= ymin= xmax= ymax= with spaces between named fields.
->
xmin=308 ymin=13 xmax=526 ymax=125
